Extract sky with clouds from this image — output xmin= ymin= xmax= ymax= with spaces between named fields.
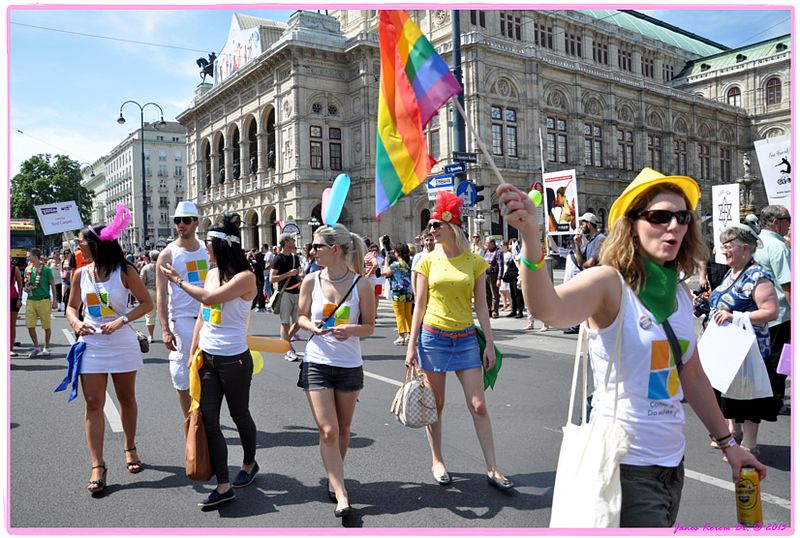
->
xmin=6 ymin=5 xmax=793 ymax=177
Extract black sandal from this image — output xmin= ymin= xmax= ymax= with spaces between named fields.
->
xmin=87 ymin=464 xmax=107 ymax=495
xmin=124 ymin=446 xmax=143 ymax=474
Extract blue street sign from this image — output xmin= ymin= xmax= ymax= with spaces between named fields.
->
xmin=444 ymin=162 xmax=466 ymax=174
xmin=426 ymin=174 xmax=455 ymax=190
xmin=456 ymin=181 xmax=477 ymax=207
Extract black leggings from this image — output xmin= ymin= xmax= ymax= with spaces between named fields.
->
xmin=200 ymin=350 xmax=257 ymax=484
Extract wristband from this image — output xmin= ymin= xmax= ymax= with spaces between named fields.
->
xmin=518 ymin=251 xmax=545 ymax=271
xmin=177 ymin=278 xmax=184 ymax=289
xmin=709 ymin=433 xmax=738 ymax=451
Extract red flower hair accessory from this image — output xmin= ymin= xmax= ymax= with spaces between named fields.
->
xmin=430 ymin=191 xmax=463 ymax=226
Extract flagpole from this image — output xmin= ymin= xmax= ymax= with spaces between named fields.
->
xmin=450 ymin=96 xmax=506 ymax=185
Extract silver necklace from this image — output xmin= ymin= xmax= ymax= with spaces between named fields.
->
xmin=323 ymin=268 xmax=351 ymax=283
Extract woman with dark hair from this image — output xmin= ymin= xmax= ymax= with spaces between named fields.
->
xmin=383 ymin=242 xmax=413 ymax=345
xmin=160 ymin=212 xmax=259 ymax=508
xmin=65 ymin=206 xmax=153 ymax=496
xmin=497 ymin=168 xmax=765 ymax=527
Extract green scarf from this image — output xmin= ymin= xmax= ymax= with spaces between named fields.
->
xmin=637 ymin=258 xmax=678 ymax=323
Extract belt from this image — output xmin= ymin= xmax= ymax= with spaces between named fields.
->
xmin=422 ymin=323 xmax=476 ymax=338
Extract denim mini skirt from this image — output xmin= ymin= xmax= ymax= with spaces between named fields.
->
xmin=418 ymin=324 xmax=481 ymax=372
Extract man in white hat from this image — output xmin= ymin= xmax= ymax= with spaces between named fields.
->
xmin=156 ymin=201 xmax=209 ymax=417
xmin=573 ymin=212 xmax=605 ymax=270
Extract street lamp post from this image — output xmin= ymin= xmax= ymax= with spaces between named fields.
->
xmin=117 ymin=101 xmax=167 ymax=249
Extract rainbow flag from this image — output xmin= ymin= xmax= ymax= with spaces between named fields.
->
xmin=375 ymin=10 xmax=462 ymax=217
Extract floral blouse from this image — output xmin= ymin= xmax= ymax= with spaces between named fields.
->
xmin=388 ymin=260 xmax=413 ymax=302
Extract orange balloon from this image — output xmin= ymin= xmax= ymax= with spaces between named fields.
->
xmin=247 ymin=336 xmax=291 ymax=354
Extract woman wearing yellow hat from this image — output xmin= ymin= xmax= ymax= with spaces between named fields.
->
xmin=497 ymin=168 xmax=765 ymax=527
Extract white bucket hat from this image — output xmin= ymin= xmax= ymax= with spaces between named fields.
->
xmin=173 ymin=201 xmax=199 ymax=218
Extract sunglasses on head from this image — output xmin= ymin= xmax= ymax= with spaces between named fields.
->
xmin=174 ymin=216 xmax=196 ymax=225
xmin=632 ymin=209 xmax=693 ymax=225
xmin=428 ymin=221 xmax=443 ymax=230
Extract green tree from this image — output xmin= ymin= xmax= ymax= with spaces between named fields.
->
xmin=11 ymin=154 xmax=95 ymax=239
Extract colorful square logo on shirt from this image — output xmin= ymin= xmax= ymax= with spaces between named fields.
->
xmin=321 ymin=304 xmax=350 ymax=329
xmin=86 ymin=292 xmax=114 ymax=318
xmin=202 ymin=304 xmax=222 ymax=325
xmin=186 ymin=259 xmax=208 ymax=284
xmin=647 ymin=338 xmax=688 ymax=400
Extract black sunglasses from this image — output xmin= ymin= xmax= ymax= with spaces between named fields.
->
xmin=174 ymin=216 xmax=197 ymax=225
xmin=428 ymin=221 xmax=443 ymax=230
xmin=633 ymin=209 xmax=693 ymax=225
xmin=311 ymin=243 xmax=332 ymax=250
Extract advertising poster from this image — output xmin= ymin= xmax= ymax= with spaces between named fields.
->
xmin=542 ymin=169 xmax=578 ymax=236
xmin=33 ymin=201 xmax=84 ymax=236
xmin=754 ymin=135 xmax=791 ymax=213
xmin=711 ymin=184 xmax=740 ymax=265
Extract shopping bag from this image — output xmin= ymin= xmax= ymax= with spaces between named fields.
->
xmin=183 ymin=408 xmax=213 ymax=481
xmin=723 ymin=313 xmax=773 ymax=400
xmin=776 ymin=343 xmax=791 ymax=376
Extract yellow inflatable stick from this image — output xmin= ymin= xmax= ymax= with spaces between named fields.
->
xmin=247 ymin=336 xmax=291 ymax=354
xmin=251 ymin=351 xmax=264 ymax=375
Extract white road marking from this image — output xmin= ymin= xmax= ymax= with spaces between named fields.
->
xmin=684 ymin=469 xmax=790 ymax=510
xmin=363 ymin=370 xmax=402 ymax=387
xmin=61 ymin=328 xmax=124 ymax=432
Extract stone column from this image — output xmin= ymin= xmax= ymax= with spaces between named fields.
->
xmin=256 ymin=132 xmax=267 ymax=174
xmin=210 ymin=151 xmax=219 ymax=186
xmin=239 ymin=141 xmax=249 ymax=179
xmin=224 ymin=146 xmax=234 ymax=184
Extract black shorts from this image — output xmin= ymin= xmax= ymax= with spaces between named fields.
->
xmin=10 ymin=298 xmax=21 ymax=313
xmin=297 ymin=362 xmax=363 ymax=392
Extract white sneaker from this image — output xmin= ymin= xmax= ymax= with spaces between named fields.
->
xmin=39 ymin=348 xmax=51 ymax=356
xmin=28 ymin=348 xmax=41 ymax=358
xmin=284 ymin=349 xmax=298 ymax=362
xmin=147 ymin=336 xmax=153 ymax=344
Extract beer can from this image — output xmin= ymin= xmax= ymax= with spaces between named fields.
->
xmin=736 ymin=466 xmax=763 ymax=527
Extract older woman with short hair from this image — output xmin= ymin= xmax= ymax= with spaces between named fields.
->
xmin=709 ymin=222 xmax=779 ymax=456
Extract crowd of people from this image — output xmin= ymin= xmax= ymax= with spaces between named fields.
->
xmin=9 ymin=166 xmax=792 ymax=526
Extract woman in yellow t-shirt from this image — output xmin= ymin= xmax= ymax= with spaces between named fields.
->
xmin=405 ymin=192 xmax=513 ymax=491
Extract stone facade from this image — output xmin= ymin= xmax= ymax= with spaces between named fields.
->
xmin=177 ymin=9 xmax=790 ymax=245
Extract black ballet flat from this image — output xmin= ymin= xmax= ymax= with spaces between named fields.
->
xmin=335 ymin=505 xmax=353 ymax=518
xmin=487 ymin=474 xmax=514 ymax=491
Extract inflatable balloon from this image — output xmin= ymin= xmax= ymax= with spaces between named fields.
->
xmin=247 ymin=336 xmax=291 ymax=354
xmin=528 ymin=189 xmax=543 ymax=207
xmin=321 ymin=188 xmax=332 ymax=223
xmin=251 ymin=350 xmax=264 ymax=375
xmin=323 ymin=173 xmax=350 ymax=225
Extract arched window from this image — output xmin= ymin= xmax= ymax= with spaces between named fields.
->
xmin=727 ymin=87 xmax=741 ymax=107
xmin=420 ymin=208 xmax=430 ymax=232
xmin=766 ymin=78 xmax=781 ymax=105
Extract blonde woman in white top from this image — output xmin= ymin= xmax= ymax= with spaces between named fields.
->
xmin=161 ymin=213 xmax=258 ymax=508
xmin=297 ymin=223 xmax=374 ymax=518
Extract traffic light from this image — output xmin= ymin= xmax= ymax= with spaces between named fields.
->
xmin=474 ymin=184 xmax=485 ymax=204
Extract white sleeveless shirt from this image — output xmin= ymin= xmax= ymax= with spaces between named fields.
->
xmin=165 ymin=241 xmax=209 ymax=320
xmin=79 ymin=264 xmax=142 ymax=373
xmin=587 ymin=283 xmax=696 ymax=467
xmin=304 ymin=273 xmax=363 ymax=368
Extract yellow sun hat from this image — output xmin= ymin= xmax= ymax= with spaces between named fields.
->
xmin=608 ymin=167 xmax=700 ymax=229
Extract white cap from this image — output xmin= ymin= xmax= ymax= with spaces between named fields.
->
xmin=173 ymin=201 xmax=199 ymax=218
xmin=579 ymin=212 xmax=599 ymax=225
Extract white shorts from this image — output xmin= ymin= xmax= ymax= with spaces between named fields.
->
xmin=168 ymin=317 xmax=196 ymax=391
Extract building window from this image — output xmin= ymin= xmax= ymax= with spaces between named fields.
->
xmin=144 ymin=149 xmax=150 ymax=161
xmin=698 ymin=143 xmax=710 ymax=180
xmin=312 ymin=103 xmax=323 ymax=114
xmin=491 ymin=124 xmax=503 ymax=155
xmin=647 ymin=135 xmax=662 ymax=170
xmin=565 ymin=33 xmax=582 ymax=58
xmin=727 ymin=87 xmax=742 ymax=107
xmin=174 ymin=151 xmax=183 ymax=161
xmin=584 ymin=124 xmax=602 ymax=167
xmin=617 ymin=129 xmax=634 ymax=171
xmin=506 ymin=125 xmax=518 ymax=157
xmin=720 ymin=147 xmax=732 ymax=181
xmin=766 ymin=77 xmax=781 ymax=105
xmin=327 ymin=104 xmax=338 ymax=116
xmin=158 ymin=150 xmax=167 ymax=161
xmin=491 ymin=106 xmax=517 ymax=157
xmin=641 ymin=57 xmax=654 ymax=78
xmin=330 ymin=143 xmax=342 ymax=171
xmin=159 ymin=196 xmax=169 ymax=207
xmin=427 ymin=114 xmax=440 ymax=159
xmin=500 ymin=12 xmax=521 ymax=40
xmin=156 ymin=135 xmax=164 ymax=141
xmin=310 ymin=141 xmax=323 ymax=169
xmin=329 ymin=127 xmax=341 ymax=140
xmin=175 ymin=165 xmax=183 ymax=176
xmin=172 ymin=136 xmax=180 ymax=142
xmin=470 ymin=10 xmax=485 ymax=28
xmin=310 ymin=125 xmax=322 ymax=138
xmin=547 ymin=116 xmax=568 ymax=164
xmin=534 ymin=22 xmax=553 ymax=49
xmin=618 ymin=50 xmax=632 ymax=72
xmin=662 ymin=64 xmax=674 ymax=81
xmin=592 ymin=41 xmax=608 ymax=65
xmin=673 ymin=140 xmax=687 ymax=175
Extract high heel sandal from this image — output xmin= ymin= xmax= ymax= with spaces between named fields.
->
xmin=87 ymin=464 xmax=107 ymax=495
xmin=124 ymin=446 xmax=143 ymax=474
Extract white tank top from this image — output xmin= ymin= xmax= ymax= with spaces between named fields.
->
xmin=80 ymin=265 xmax=135 ymax=332
xmin=587 ymin=282 xmax=696 ymax=467
xmin=165 ymin=241 xmax=209 ymax=319
xmin=198 ymin=276 xmax=251 ymax=356
xmin=304 ymin=273 xmax=363 ymax=368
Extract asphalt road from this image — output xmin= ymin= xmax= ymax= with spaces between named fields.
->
xmin=9 ymin=296 xmax=792 ymax=530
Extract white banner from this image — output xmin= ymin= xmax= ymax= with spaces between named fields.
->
xmin=543 ymin=169 xmax=579 ymax=236
xmin=711 ymin=184 xmax=740 ymax=265
xmin=33 ymin=201 xmax=84 ymax=236
xmin=753 ymin=135 xmax=792 ymax=213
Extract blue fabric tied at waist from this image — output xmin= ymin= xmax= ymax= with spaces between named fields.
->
xmin=54 ymin=341 xmax=86 ymax=402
